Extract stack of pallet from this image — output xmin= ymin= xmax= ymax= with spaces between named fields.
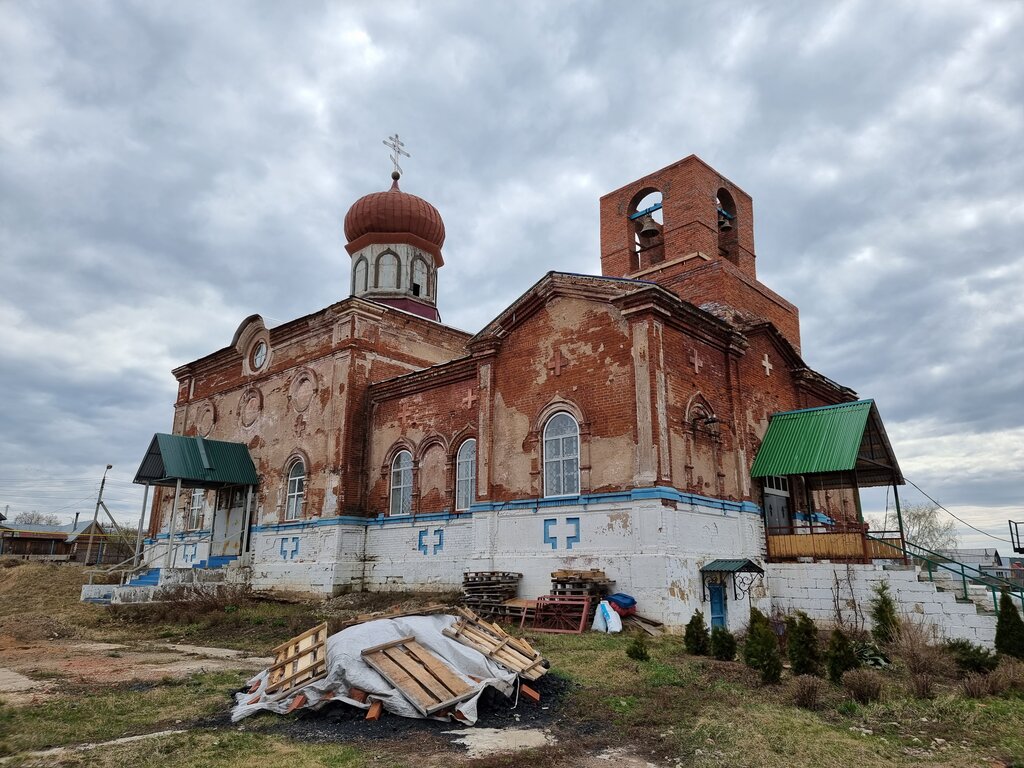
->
xmin=443 ymin=607 xmax=548 ymax=681
xmin=550 ymin=569 xmax=613 ymax=599
xmin=461 ymin=571 xmax=522 ymax=617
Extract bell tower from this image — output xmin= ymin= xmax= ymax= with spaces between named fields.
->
xmin=599 ymin=155 xmax=801 ymax=351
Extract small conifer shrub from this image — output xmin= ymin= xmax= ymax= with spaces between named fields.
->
xmin=710 ymin=625 xmax=737 ymax=661
xmin=744 ymin=607 xmax=782 ymax=684
xmin=785 ymin=611 xmax=820 ymax=677
xmin=684 ymin=610 xmax=711 ymax=656
xmin=944 ymin=638 xmax=998 ymax=674
xmin=626 ymin=634 xmax=650 ymax=662
xmin=826 ymin=628 xmax=860 ymax=684
xmin=869 ymin=581 xmax=900 ymax=645
xmin=994 ymin=591 xmax=1024 ymax=660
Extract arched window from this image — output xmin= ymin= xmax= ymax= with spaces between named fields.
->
xmin=353 ymin=258 xmax=368 ymax=294
xmin=377 ymin=252 xmax=399 ymax=289
xmin=285 ymin=460 xmax=305 ymax=520
xmin=543 ymin=413 xmax=580 ymax=497
xmin=187 ymin=488 xmax=204 ymax=530
xmin=411 ymin=258 xmax=429 ymax=298
xmin=455 ymin=439 xmax=477 ymax=511
xmin=390 ymin=450 xmax=413 ymax=516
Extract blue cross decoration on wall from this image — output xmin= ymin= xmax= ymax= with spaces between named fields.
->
xmin=417 ymin=528 xmax=444 ymax=555
xmin=543 ymin=517 xmax=581 ymax=550
xmin=182 ymin=543 xmax=198 ymax=563
xmin=278 ymin=536 xmax=300 ymax=560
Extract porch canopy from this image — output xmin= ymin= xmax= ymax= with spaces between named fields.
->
xmin=750 ymin=400 xmax=903 ymax=489
xmin=133 ymin=433 xmax=258 ymax=490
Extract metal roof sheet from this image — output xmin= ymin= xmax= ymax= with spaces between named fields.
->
xmin=133 ymin=433 xmax=258 ymax=488
xmin=750 ymin=400 xmax=900 ymax=482
xmin=700 ymin=558 xmax=764 ymax=574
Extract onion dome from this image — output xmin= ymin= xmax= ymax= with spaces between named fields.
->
xmin=343 ymin=172 xmax=445 ymax=248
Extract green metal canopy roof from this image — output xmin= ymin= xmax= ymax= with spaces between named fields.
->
xmin=133 ymin=433 xmax=258 ymax=488
xmin=750 ymin=400 xmax=903 ymax=487
xmin=700 ymin=558 xmax=764 ymax=574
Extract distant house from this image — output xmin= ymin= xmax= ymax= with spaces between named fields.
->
xmin=0 ymin=520 xmax=132 ymax=565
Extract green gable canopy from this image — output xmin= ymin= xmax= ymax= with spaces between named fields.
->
xmin=133 ymin=433 xmax=258 ymax=489
xmin=750 ymin=400 xmax=903 ymax=488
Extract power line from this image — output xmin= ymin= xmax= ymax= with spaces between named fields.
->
xmin=904 ymin=476 xmax=1012 ymax=544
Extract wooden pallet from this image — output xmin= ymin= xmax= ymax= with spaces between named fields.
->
xmin=361 ymin=636 xmax=478 ymax=717
xmin=265 ymin=622 xmax=329 ymax=700
xmin=532 ymin=594 xmax=593 ymax=634
xmin=443 ymin=607 xmax=547 ymax=681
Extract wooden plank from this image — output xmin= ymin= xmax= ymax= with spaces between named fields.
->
xmin=363 ymin=651 xmax=436 ymax=713
xmin=271 ymin=622 xmax=328 ymax=654
xmin=348 ymin=687 xmax=368 ymax=703
xmin=381 ymin=646 xmax=454 ymax=702
xmin=366 ymin=700 xmax=383 ymax=721
xmin=405 ymin=640 xmax=473 ymax=695
xmin=360 ymin=635 xmax=417 ymax=657
xmin=286 ymin=693 xmax=308 ymax=713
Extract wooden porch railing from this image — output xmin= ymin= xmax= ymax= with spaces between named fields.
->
xmin=766 ymin=524 xmax=905 ymax=563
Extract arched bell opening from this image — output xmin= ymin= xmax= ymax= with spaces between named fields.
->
xmin=628 ymin=188 xmax=664 ymax=271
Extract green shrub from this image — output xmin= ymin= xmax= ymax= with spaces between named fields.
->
xmin=854 ymin=641 xmax=890 ymax=669
xmin=744 ymin=608 xmax=782 ymax=684
xmin=710 ymin=625 xmax=737 ymax=661
xmin=944 ymin=638 xmax=999 ymax=674
xmin=869 ymin=581 xmax=900 ymax=645
xmin=825 ymin=628 xmax=859 ymax=684
xmin=995 ymin=591 xmax=1024 ymax=660
xmin=626 ymin=634 xmax=650 ymax=662
xmin=785 ymin=611 xmax=820 ymax=676
xmin=684 ymin=610 xmax=710 ymax=656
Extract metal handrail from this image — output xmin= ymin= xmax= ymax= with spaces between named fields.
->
xmin=866 ymin=534 xmax=1024 ymax=612
xmin=86 ymin=531 xmax=213 ymax=585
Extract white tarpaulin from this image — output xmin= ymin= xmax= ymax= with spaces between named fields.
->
xmin=232 ymin=614 xmax=518 ymax=724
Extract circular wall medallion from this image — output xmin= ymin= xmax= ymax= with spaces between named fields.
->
xmin=290 ymin=371 xmax=317 ymax=413
xmin=195 ymin=402 xmax=216 ymax=437
xmin=250 ymin=340 xmax=268 ymax=371
xmin=239 ymin=387 xmax=263 ymax=427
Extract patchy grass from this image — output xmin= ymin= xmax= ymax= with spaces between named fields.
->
xmin=0 ymin=731 xmax=387 ymax=768
xmin=0 ymin=670 xmax=247 ymax=755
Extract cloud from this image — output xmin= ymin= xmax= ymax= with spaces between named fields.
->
xmin=1 ymin=1 xmax=1021 ymax=546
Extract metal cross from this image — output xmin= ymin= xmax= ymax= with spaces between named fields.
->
xmin=689 ymin=349 xmax=703 ymax=374
xmin=762 ymin=353 xmax=773 ymax=376
xmin=383 ymin=133 xmax=410 ymax=175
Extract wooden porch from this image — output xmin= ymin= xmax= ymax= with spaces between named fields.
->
xmin=765 ymin=523 xmax=905 ymax=563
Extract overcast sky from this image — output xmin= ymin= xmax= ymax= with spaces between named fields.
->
xmin=1 ymin=1 xmax=1021 ymax=551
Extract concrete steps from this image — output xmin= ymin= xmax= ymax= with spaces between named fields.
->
xmin=80 ymin=558 xmax=245 ymax=605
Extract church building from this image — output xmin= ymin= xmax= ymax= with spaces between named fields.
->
xmin=120 ymin=153 xmax=1001 ymax=643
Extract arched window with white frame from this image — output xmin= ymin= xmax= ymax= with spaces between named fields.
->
xmin=411 ymin=258 xmax=429 ymax=298
xmin=377 ymin=252 xmax=399 ymax=289
xmin=285 ymin=459 xmax=305 ymax=520
xmin=390 ymin=450 xmax=413 ymax=516
xmin=455 ymin=439 xmax=477 ymax=511
xmin=353 ymin=258 xmax=368 ymax=294
xmin=187 ymin=488 xmax=204 ymax=530
xmin=543 ymin=412 xmax=580 ymax=497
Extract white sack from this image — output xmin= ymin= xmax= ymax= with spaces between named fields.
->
xmin=231 ymin=614 xmax=517 ymax=725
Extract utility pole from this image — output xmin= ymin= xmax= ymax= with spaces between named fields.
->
xmin=84 ymin=464 xmax=113 ymax=565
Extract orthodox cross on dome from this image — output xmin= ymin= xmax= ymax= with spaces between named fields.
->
xmin=547 ymin=349 xmax=567 ymax=377
xmin=762 ymin=353 xmax=773 ymax=376
xmin=689 ymin=349 xmax=704 ymax=374
xmin=383 ymin=133 xmax=410 ymax=176
xmin=461 ymin=388 xmax=478 ymax=409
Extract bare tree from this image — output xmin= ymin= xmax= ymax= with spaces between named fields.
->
xmin=895 ymin=503 xmax=959 ymax=551
xmin=13 ymin=511 xmax=62 ymax=526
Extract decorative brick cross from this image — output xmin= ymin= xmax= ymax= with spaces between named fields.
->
xmin=461 ymin=388 xmax=478 ymax=409
xmin=398 ymin=400 xmax=413 ymax=426
xmin=762 ymin=353 xmax=773 ymax=376
xmin=547 ymin=349 xmax=566 ymax=377
xmin=689 ymin=348 xmax=703 ymax=374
